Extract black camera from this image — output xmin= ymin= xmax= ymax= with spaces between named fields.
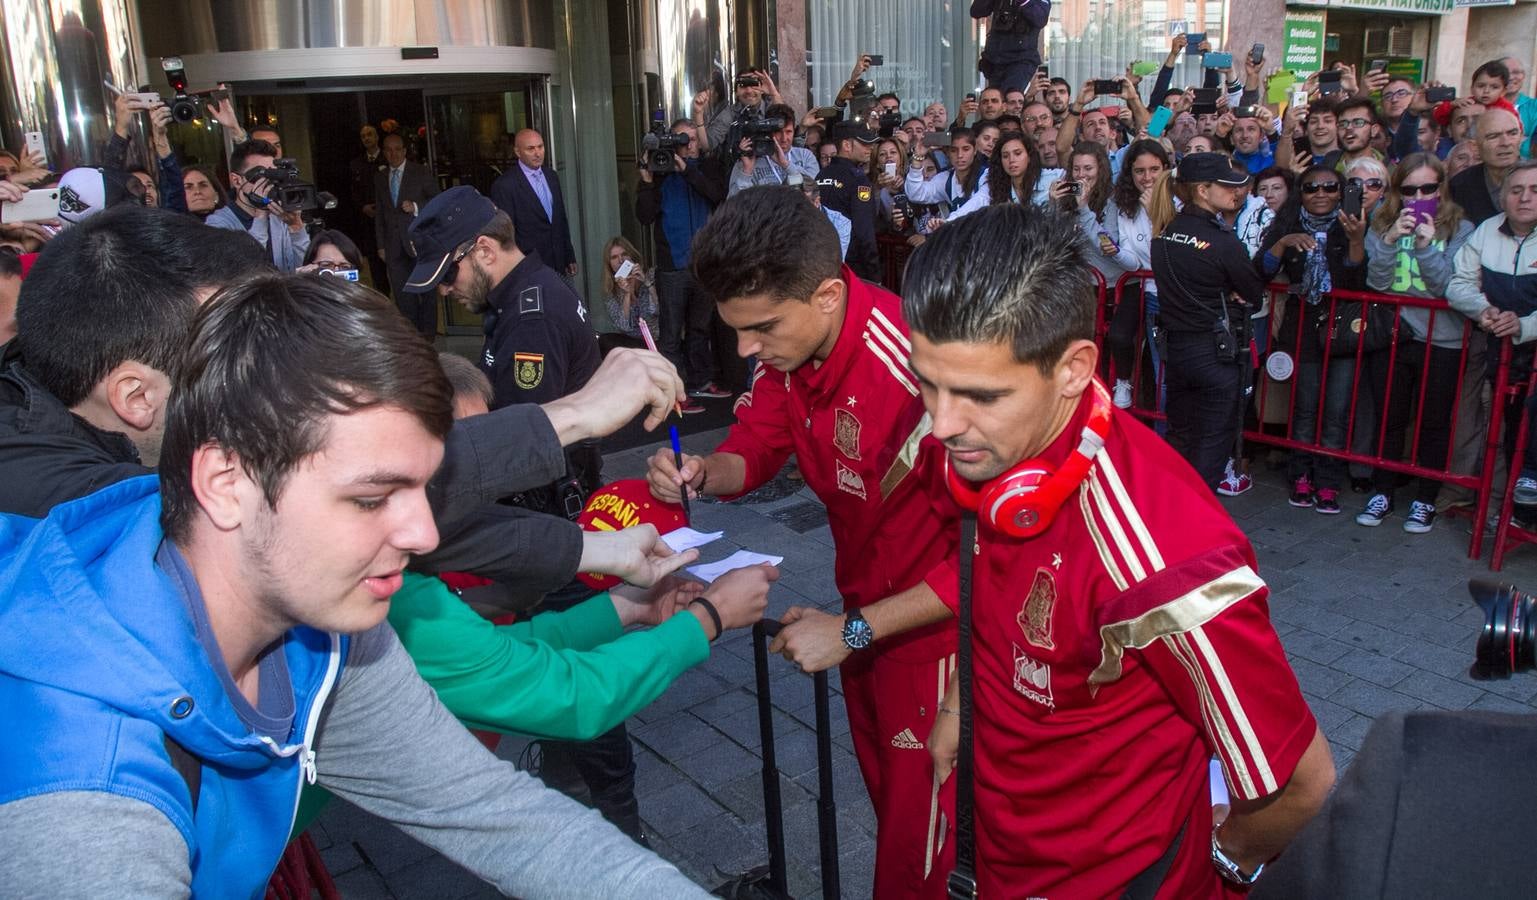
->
xmin=160 ymin=56 xmax=230 ymax=125
xmin=733 ymin=106 xmax=785 ymax=159
xmin=877 ymin=110 xmax=902 ymax=139
xmin=640 ymin=112 xmax=690 ymax=174
xmin=241 ymin=158 xmax=336 ymax=214
xmin=1469 ymin=580 xmax=1537 ymax=680
xmin=735 ymin=74 xmax=761 ymax=89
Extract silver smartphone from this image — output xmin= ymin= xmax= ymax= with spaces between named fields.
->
xmin=1 ymin=188 xmax=61 ymax=224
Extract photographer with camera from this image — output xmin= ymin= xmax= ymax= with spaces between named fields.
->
xmin=636 ymin=117 xmax=731 ymax=405
xmin=971 ymin=0 xmax=1050 ymax=93
xmin=704 ymin=68 xmax=781 ymax=152
xmin=727 ymin=103 xmax=819 ymax=196
xmin=204 ymin=138 xmax=311 ymax=272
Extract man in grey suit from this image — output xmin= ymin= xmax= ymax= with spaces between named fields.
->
xmin=375 ymin=133 xmax=441 ymax=336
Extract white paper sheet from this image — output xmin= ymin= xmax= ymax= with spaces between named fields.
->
xmin=686 ymin=549 xmax=784 ymax=583
xmin=660 ymin=526 xmax=725 ymax=554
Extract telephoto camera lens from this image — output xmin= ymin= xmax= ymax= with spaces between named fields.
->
xmin=1468 ymin=579 xmax=1537 ymax=680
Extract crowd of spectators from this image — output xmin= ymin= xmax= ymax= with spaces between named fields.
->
xmin=5 ymin=8 xmax=1537 ymax=896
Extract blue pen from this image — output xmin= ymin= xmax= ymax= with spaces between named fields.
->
xmin=670 ymin=425 xmax=692 ymax=525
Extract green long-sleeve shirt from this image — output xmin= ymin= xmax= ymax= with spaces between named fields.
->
xmin=293 ymin=573 xmax=711 ymax=835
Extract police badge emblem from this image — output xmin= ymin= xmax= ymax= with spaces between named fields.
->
xmin=1017 ymin=567 xmax=1057 ymax=650
xmin=856 ymin=185 xmax=873 ymax=202
xmin=514 ymin=352 xmax=545 ymax=390
xmin=833 ymin=408 xmax=862 ymax=460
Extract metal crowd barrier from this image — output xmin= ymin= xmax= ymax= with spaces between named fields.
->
xmin=1107 ymin=271 xmax=1506 ymax=562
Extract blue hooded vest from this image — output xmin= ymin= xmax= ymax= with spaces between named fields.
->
xmin=0 ymin=476 xmax=348 ymax=898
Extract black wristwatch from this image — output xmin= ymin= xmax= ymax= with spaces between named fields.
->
xmin=842 ymin=609 xmax=874 ymax=650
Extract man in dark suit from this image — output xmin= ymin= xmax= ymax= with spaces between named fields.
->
xmin=350 ymin=124 xmax=390 ymax=294
xmin=375 ymin=132 xmax=441 ymax=336
xmin=489 ymin=129 xmax=579 ymax=284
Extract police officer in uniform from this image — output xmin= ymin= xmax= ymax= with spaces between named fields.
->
xmin=817 ymin=122 xmax=882 ymax=282
xmin=1151 ymin=153 xmax=1267 ymax=490
xmin=971 ymin=0 xmax=1052 ymax=93
xmin=405 ymin=187 xmax=649 ymax=841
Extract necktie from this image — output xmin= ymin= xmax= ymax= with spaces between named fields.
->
xmin=390 ymin=167 xmax=402 ymax=206
xmin=531 ymin=169 xmax=554 ymax=221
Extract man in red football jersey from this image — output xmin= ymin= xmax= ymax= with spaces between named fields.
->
xmin=646 ymin=186 xmax=958 ymax=897
xmin=901 ymin=204 xmax=1336 ymax=898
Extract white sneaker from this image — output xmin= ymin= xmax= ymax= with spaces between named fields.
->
xmin=1516 ymin=476 xmax=1537 ymax=506
xmin=1113 ymin=379 xmax=1133 ymax=409
xmin=1355 ymin=493 xmax=1392 ymax=527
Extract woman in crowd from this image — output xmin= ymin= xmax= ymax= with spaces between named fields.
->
xmin=947 ymin=132 xmax=1064 ymax=219
xmin=301 ymin=229 xmax=364 ymax=275
xmin=870 ymin=137 xmax=910 ymax=233
xmin=1186 ymin=134 xmax=1219 ymax=155
xmin=1255 ymin=167 xmax=1294 ymax=216
xmin=1344 ymin=156 xmax=1390 ymax=218
xmin=1355 ymin=153 xmax=1473 ymax=534
xmin=1258 ymin=163 xmax=1369 ymax=514
xmin=1106 ymin=140 xmax=1174 ymax=409
xmin=183 ymin=165 xmax=228 ymax=220
xmin=1065 ymin=141 xmax=1130 ymax=300
xmin=599 ymin=236 xmax=659 ymax=358
xmin=905 ymin=127 xmax=985 ymax=213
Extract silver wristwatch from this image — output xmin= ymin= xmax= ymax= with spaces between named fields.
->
xmin=1211 ymin=826 xmax=1264 ymax=885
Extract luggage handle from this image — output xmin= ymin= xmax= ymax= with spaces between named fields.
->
xmin=752 ymin=619 xmax=841 ymax=899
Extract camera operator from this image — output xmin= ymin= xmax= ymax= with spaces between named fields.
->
xmin=205 ymin=138 xmax=311 ymax=272
xmin=817 ymin=123 xmax=882 ymax=282
xmin=972 ymin=0 xmax=1050 ymax=94
xmin=728 ymin=103 xmax=819 ymax=195
xmin=636 ymin=118 xmax=731 ymax=404
xmin=1152 ymin=153 xmax=1268 ymax=490
xmin=104 ymin=91 xmax=185 ymax=213
xmin=704 ymin=68 xmax=781 ymax=151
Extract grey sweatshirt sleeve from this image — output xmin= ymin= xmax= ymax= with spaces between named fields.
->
xmin=428 ymin=403 xmax=568 ymax=523
xmin=1365 ymin=230 xmax=1398 ymax=292
xmin=0 ymin=791 xmax=193 ymax=898
xmin=409 ymin=502 xmax=582 ymax=587
xmin=314 ymin=622 xmax=709 ymax=899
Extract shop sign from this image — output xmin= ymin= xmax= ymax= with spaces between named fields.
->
xmin=1455 ymin=0 xmax=1515 ymax=6
xmin=1386 ymin=59 xmax=1425 ymax=83
xmin=1322 ymin=0 xmax=1454 ymax=11
xmin=1283 ymin=12 xmax=1327 ymax=76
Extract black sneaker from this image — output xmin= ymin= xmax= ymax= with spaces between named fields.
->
xmin=1289 ymin=475 xmax=1315 ymax=508
xmin=1355 ymin=493 xmax=1392 ymax=527
xmin=1404 ymin=500 xmax=1436 ymax=534
xmin=1314 ymin=488 xmax=1342 ymax=515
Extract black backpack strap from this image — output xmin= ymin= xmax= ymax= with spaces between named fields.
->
xmin=947 ymin=512 xmax=979 ymax=899
xmin=163 ymin=733 xmax=202 ymax=815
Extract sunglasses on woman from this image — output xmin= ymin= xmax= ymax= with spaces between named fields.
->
xmin=1301 ymin=181 xmax=1340 ymax=195
xmin=1399 ymin=181 xmax=1441 ymax=197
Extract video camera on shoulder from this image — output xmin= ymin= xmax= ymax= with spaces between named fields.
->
xmin=242 ymin=158 xmax=337 ymax=215
xmin=730 ymin=106 xmax=786 ymax=159
xmin=641 ymin=111 xmax=691 ymax=174
xmin=877 ymin=110 xmax=902 ymax=139
xmin=160 ymin=56 xmax=229 ymax=124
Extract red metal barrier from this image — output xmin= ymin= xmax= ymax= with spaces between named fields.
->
xmin=264 ymin=832 xmax=339 ymax=900
xmin=876 ymin=233 xmax=915 ymax=294
xmin=1109 ymin=271 xmax=1502 ymax=560
xmin=1486 ymin=345 xmax=1537 ymax=570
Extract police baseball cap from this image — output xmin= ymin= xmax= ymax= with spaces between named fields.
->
xmin=831 ymin=122 xmax=880 ymax=145
xmin=403 ymin=185 xmax=499 ymax=293
xmin=1175 ymin=152 xmax=1250 ymax=187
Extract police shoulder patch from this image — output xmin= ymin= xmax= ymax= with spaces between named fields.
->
xmin=518 ymin=286 xmax=543 ymax=317
xmin=856 ymin=185 xmax=873 ymax=202
xmin=513 ymin=352 xmax=545 ymax=390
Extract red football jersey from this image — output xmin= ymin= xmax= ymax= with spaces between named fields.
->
xmin=717 ymin=268 xmax=955 ymax=660
xmin=929 ymin=393 xmax=1318 ymax=898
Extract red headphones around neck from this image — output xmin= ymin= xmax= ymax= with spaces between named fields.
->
xmin=944 ymin=380 xmax=1114 ymax=538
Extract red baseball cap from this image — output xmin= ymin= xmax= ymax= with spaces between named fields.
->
xmin=576 ymin=479 xmax=688 ymax=590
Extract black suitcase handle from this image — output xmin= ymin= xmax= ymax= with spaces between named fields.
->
xmin=752 ymin=619 xmax=841 ymax=899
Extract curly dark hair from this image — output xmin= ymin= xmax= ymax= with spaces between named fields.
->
xmin=985 ymin=131 xmax=1044 ymax=207
xmin=1112 ymin=139 xmax=1173 ymax=218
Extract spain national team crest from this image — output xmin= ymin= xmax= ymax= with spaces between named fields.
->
xmin=1017 ymin=567 xmax=1057 ymax=650
xmin=514 ymin=352 xmax=545 ymax=390
xmin=856 ymin=185 xmax=873 ymax=202
xmin=834 ymin=408 xmax=862 ymax=460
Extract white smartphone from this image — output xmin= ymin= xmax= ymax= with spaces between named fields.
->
xmin=1291 ymin=88 xmax=1308 ymax=110
xmin=1 ymin=188 xmax=61 ymax=224
xmin=884 ymin=161 xmax=898 ymax=178
xmin=614 ymin=259 xmax=636 ymax=281
xmin=23 ymin=131 xmax=45 ymax=166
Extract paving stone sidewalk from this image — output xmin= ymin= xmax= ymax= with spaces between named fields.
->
xmin=310 ymin=430 xmax=1537 ymax=898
